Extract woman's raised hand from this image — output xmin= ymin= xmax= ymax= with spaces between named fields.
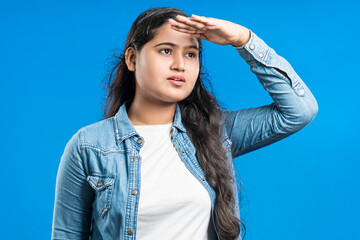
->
xmin=168 ymin=14 xmax=251 ymax=47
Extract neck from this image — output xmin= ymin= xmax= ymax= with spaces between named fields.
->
xmin=128 ymin=97 xmax=177 ymax=126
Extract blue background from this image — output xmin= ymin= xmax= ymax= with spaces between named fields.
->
xmin=1 ymin=0 xmax=359 ymax=239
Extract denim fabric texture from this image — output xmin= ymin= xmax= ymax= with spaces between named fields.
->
xmin=51 ymin=30 xmax=318 ymax=240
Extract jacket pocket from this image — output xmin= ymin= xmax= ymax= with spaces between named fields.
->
xmin=87 ymin=174 xmax=116 ymax=218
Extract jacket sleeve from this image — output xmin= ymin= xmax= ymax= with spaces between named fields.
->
xmin=51 ymin=130 xmax=93 ymax=240
xmin=221 ymin=29 xmax=318 ymax=158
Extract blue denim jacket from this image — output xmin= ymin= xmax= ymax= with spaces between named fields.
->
xmin=51 ymin=30 xmax=318 ymax=240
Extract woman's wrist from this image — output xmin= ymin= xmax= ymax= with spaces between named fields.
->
xmin=230 ymin=28 xmax=251 ymax=48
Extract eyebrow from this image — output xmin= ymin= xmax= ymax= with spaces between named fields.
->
xmin=154 ymin=42 xmax=199 ymax=50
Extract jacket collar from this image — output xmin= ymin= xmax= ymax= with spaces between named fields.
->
xmin=114 ymin=100 xmax=186 ymax=144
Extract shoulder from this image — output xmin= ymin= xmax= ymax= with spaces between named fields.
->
xmin=71 ymin=117 xmax=119 ymax=154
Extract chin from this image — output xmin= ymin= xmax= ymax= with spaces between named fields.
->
xmin=160 ymin=92 xmax=191 ymax=103
xmin=161 ymin=95 xmax=188 ymax=104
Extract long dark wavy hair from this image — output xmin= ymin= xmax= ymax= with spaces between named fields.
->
xmin=103 ymin=7 xmax=246 ymax=240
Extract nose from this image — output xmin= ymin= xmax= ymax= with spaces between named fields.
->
xmin=170 ymin=52 xmax=185 ymax=72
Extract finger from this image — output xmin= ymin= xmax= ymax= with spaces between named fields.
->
xmin=168 ymin=18 xmax=194 ymax=29
xmin=175 ymin=15 xmax=206 ymax=29
xmin=189 ymin=33 xmax=200 ymax=38
xmin=170 ymin=24 xmax=204 ymax=34
xmin=189 ymin=33 xmax=202 ymax=39
xmin=169 ymin=19 xmax=199 ymax=32
xmin=190 ymin=33 xmax=209 ymax=41
xmin=190 ymin=14 xmax=217 ymax=27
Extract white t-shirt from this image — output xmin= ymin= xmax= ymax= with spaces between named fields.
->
xmin=134 ymin=122 xmax=216 ymax=240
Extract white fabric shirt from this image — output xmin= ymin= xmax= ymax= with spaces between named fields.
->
xmin=134 ymin=122 xmax=216 ymax=240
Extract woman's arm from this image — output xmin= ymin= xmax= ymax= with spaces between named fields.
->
xmin=51 ymin=130 xmax=93 ymax=239
xmin=222 ymin=30 xmax=318 ymax=158
xmin=169 ymin=14 xmax=318 ymax=158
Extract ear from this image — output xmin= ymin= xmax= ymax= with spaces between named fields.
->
xmin=125 ymin=47 xmax=137 ymax=72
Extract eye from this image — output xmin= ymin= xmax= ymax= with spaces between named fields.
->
xmin=160 ymin=49 xmax=172 ymax=55
xmin=186 ymin=52 xmax=197 ymax=58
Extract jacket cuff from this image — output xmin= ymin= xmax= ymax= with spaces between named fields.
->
xmin=232 ymin=29 xmax=271 ymax=65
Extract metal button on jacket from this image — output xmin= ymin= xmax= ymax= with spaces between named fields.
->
xmin=133 ymin=156 xmax=139 ymax=161
xmin=127 ymin=229 xmax=133 ymax=235
xmin=259 ymin=52 xmax=264 ymax=58
xmin=131 ymin=190 xmax=137 ymax=195
xmin=137 ymin=138 xmax=143 ymax=144
xmin=96 ymin=181 xmax=103 ymax=187
xmin=249 ymin=44 xmax=255 ymax=50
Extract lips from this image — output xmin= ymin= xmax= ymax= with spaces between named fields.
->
xmin=167 ymin=75 xmax=185 ymax=82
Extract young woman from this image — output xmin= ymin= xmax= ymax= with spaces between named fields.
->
xmin=51 ymin=7 xmax=318 ymax=240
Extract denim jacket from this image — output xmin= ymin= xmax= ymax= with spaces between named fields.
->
xmin=51 ymin=30 xmax=318 ymax=240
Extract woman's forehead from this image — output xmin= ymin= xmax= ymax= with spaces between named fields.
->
xmin=151 ymin=23 xmax=199 ymax=48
